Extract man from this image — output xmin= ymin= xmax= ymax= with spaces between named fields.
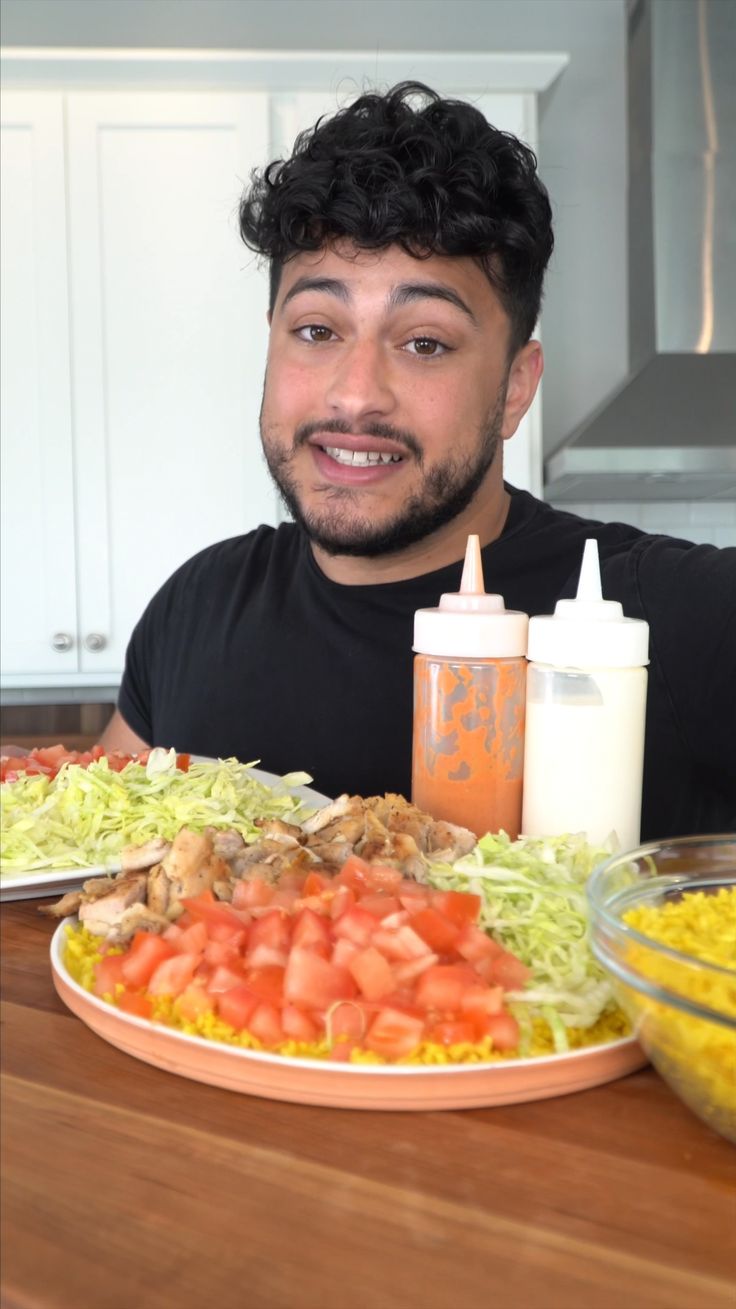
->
xmin=101 ymin=82 xmax=736 ymax=840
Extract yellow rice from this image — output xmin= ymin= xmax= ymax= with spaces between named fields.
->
xmin=621 ymin=886 xmax=736 ymax=1137
xmin=63 ymin=924 xmax=629 ymax=1065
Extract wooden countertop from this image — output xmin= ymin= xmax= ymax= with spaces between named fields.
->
xmin=2 ymin=897 xmax=735 ymax=1309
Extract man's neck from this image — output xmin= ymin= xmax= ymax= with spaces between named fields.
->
xmin=310 ymin=486 xmax=512 ymax=585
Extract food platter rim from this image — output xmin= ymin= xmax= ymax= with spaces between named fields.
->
xmin=50 ymin=915 xmax=640 ymax=1079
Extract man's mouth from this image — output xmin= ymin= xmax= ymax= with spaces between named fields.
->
xmin=321 ymin=446 xmax=403 ymax=466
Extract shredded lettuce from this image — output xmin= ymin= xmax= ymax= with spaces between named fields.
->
xmin=426 ymin=831 xmax=617 ymax=1048
xmin=0 ymin=755 xmax=316 ymax=876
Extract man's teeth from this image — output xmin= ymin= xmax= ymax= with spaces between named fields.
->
xmin=322 ymin=446 xmax=402 ymax=466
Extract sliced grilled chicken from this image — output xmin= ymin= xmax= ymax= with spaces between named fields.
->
xmin=78 ymin=872 xmax=148 ymax=934
xmin=120 ymin=837 xmax=171 ymax=871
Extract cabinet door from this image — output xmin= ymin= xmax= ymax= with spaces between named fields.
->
xmin=0 ymin=92 xmax=78 ymax=675
xmin=66 ymin=92 xmax=273 ymax=674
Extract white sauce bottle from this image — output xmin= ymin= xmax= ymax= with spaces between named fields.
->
xmin=521 ymin=538 xmax=650 ymax=851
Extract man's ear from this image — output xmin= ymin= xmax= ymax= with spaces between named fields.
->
xmin=501 ymin=341 xmax=544 ymax=440
xmin=267 ymin=310 xmax=272 ymax=326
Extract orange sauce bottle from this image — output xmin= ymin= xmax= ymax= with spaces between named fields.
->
xmin=411 ymin=535 xmax=528 ymax=840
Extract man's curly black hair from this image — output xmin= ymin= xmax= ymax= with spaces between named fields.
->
xmin=239 ymin=81 xmax=553 ymax=355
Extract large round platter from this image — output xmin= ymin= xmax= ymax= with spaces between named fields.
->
xmin=50 ymin=920 xmax=647 ymax=1111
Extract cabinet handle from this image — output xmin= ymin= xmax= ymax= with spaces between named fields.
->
xmin=84 ymin=632 xmax=107 ymax=653
xmin=51 ymin=632 xmax=74 ymax=653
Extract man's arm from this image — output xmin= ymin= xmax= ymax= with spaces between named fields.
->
xmin=99 ymin=709 xmax=150 ymax=755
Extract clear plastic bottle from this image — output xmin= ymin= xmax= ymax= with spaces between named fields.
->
xmin=521 ymin=538 xmax=650 ymax=850
xmin=411 ymin=535 xmax=529 ymax=839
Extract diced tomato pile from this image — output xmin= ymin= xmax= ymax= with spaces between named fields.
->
xmin=93 ymin=854 xmax=531 ymax=1062
xmin=0 ymin=743 xmax=191 ymax=783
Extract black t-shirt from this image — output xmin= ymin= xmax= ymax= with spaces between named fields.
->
xmin=118 ymin=486 xmax=736 ymax=842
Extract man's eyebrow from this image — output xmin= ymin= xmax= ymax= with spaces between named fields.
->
xmin=389 ymin=282 xmax=479 ymax=326
xmin=280 ymin=277 xmax=350 ymax=309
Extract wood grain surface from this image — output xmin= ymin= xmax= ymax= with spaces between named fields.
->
xmin=2 ymin=898 xmax=735 ymax=1309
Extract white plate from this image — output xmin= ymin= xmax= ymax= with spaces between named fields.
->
xmin=0 ymin=765 xmax=331 ymax=903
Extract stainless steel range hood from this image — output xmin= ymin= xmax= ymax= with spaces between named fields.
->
xmin=545 ymin=0 xmax=736 ymax=503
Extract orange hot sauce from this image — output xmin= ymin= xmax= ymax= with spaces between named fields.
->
xmin=412 ymin=654 xmax=527 ymax=839
xmin=411 ymin=535 xmax=529 ymax=840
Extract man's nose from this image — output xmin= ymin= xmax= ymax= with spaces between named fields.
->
xmin=323 ymin=341 xmax=396 ymax=421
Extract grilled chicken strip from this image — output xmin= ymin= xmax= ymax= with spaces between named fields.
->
xmin=148 ymin=828 xmax=231 ymax=919
xmin=78 ymin=872 xmax=148 ymax=935
xmin=120 ymin=837 xmax=172 ymax=872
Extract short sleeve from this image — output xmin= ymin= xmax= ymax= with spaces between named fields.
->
xmin=636 ymin=539 xmax=736 ymax=786
xmin=117 ymin=610 xmax=155 ymax=744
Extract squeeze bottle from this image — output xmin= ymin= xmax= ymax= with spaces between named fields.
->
xmin=521 ymin=538 xmax=650 ymax=851
xmin=411 ymin=535 xmax=528 ymax=839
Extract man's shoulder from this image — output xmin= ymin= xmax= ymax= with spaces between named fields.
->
xmin=165 ymin=522 xmax=303 ymax=588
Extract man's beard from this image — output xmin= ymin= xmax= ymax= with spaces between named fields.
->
xmin=260 ymin=390 xmax=506 ymax=559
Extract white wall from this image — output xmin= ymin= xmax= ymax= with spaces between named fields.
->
xmin=0 ymin=0 xmax=629 ymax=458
xmin=548 ymin=500 xmax=736 ymax=548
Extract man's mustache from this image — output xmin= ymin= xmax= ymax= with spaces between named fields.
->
xmin=294 ymin=418 xmax=423 ymax=461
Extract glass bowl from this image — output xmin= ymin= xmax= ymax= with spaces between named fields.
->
xmin=587 ymin=835 xmax=736 ymax=1143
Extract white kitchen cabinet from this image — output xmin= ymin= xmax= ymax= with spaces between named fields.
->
xmin=0 ymin=93 xmax=78 ymax=676
xmin=1 ymin=89 xmax=275 ymax=683
xmin=1 ymin=69 xmax=545 ymax=690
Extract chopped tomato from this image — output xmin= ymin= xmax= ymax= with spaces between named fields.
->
xmin=302 ymin=871 xmax=332 ymax=897
xmin=459 ymin=983 xmax=504 ymax=1017
xmin=332 ymin=906 xmax=378 ymax=948
xmin=410 ymin=907 xmax=461 ymax=954
xmin=247 ymin=1002 xmax=284 ymax=1046
xmin=334 ymin=854 xmax=374 ymax=891
xmin=116 ymin=991 xmax=154 ymax=1020
xmin=347 ymin=946 xmax=396 ymax=1001
xmin=392 ymin=953 xmax=439 ymax=986
xmin=284 ymin=947 xmax=357 ymax=1009
xmin=362 ymin=864 xmax=403 ymax=895
xmin=180 ymin=891 xmax=246 ymax=939
xmin=455 ymin=922 xmax=501 ymax=963
xmin=431 ymin=890 xmax=482 ymax=928
xmin=370 ymin=924 xmax=432 ymax=962
xmin=281 ymin=1005 xmax=319 ymax=1042
xmin=356 ymin=894 xmax=403 ymax=920
xmin=217 ymin=985 xmax=259 ymax=1031
xmin=243 ymin=965 xmax=286 ymax=1005
xmin=485 ymin=1011 xmax=521 ymax=1051
xmin=93 ymin=954 xmax=127 ymax=998
xmin=0 ymin=743 xmax=190 ymax=783
xmin=487 ymin=950 xmax=532 ymax=991
xmin=292 ymin=907 xmax=332 ymax=953
xmin=176 ymin=982 xmax=216 ymax=1022
xmin=329 ymin=885 xmax=356 ymax=919
xmin=206 ymin=963 xmax=247 ymax=994
xmin=247 ymin=908 xmax=292 ymax=957
xmin=428 ymin=1018 xmax=479 ymax=1046
xmin=325 ymin=1000 xmax=368 ymax=1042
xmin=414 ymin=963 xmax=479 ymax=1013
xmin=365 ymin=1008 xmax=425 ymax=1060
xmin=231 ymin=877 xmax=274 ymax=910
xmin=330 ymin=938 xmax=358 ymax=970
xmin=147 ymin=953 xmax=199 ymax=997
xmin=120 ymin=932 xmax=177 ymax=988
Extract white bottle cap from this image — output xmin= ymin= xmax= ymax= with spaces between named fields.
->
xmin=413 ymin=535 xmax=528 ymax=658
xmin=527 ymin=538 xmax=649 ymax=668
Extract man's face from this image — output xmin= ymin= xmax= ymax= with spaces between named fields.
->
xmin=260 ymin=243 xmax=531 ymax=558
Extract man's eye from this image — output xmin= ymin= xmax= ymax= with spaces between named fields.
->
xmin=295 ymin=324 xmax=335 ymax=343
xmin=405 ymin=337 xmax=447 ymax=357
